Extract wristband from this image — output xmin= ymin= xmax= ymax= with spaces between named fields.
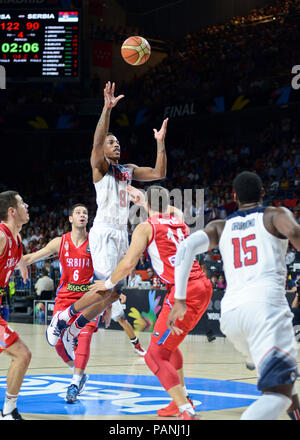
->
xmin=104 ymin=278 xmax=116 ymax=289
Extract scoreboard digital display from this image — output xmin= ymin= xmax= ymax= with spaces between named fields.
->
xmin=0 ymin=10 xmax=80 ymax=80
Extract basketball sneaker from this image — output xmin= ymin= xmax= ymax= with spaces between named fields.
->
xmin=61 ymin=327 xmax=77 ymax=361
xmin=66 ymin=384 xmax=80 ymax=404
xmin=157 ymin=396 xmax=195 ymax=417
xmin=133 ymin=342 xmax=146 ymax=356
xmin=0 ymin=408 xmax=23 ymax=420
xmin=46 ymin=311 xmax=69 ymax=346
xmin=177 ymin=410 xmax=199 ymax=420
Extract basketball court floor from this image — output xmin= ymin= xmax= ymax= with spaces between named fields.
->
xmin=0 ymin=322 xmax=299 ymax=421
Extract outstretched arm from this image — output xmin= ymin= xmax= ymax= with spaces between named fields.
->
xmin=167 ymin=220 xmax=224 ymax=334
xmin=272 ymin=206 xmax=300 ymax=249
xmin=90 ymin=82 xmax=124 ymax=175
xmin=128 ymin=118 xmax=168 ymax=182
xmin=89 ymin=222 xmax=152 ymax=293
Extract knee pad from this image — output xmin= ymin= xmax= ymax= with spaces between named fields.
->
xmin=74 ymin=327 xmax=93 ymax=370
xmin=55 ymin=339 xmax=70 ymax=364
xmin=170 ymin=348 xmax=183 ymax=370
xmin=145 ymin=346 xmax=160 ymax=375
xmin=145 ymin=344 xmax=180 ymax=391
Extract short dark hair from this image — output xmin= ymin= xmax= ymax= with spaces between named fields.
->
xmin=0 ymin=191 xmax=19 ymax=221
xmin=233 ymin=171 xmax=263 ymax=204
xmin=146 ymin=186 xmax=169 ymax=213
xmin=41 ymin=267 xmax=48 ymax=276
xmin=69 ymin=204 xmax=88 ymax=216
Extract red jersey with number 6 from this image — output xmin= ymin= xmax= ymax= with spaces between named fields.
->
xmin=145 ymin=214 xmax=205 ymax=286
xmin=0 ymin=224 xmax=23 ymax=304
xmin=56 ymin=232 xmax=94 ymax=302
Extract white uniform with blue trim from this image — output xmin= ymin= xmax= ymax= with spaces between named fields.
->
xmin=218 ymin=207 xmax=298 ymax=391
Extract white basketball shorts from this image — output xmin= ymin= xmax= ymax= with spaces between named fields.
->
xmin=220 ymin=300 xmax=299 ymax=391
xmin=111 ymin=299 xmax=125 ymax=322
xmin=89 ymin=224 xmax=129 ymax=280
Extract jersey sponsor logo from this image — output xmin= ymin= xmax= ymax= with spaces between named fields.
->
xmin=67 ymin=282 xmax=90 ymax=292
xmin=0 ymin=374 xmax=260 ymax=415
xmin=0 ymin=288 xmax=5 ymax=296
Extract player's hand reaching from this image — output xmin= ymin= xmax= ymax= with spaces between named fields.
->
xmin=16 ymin=257 xmax=29 ymax=284
xmin=104 ymin=81 xmax=124 ymax=110
xmin=127 ymin=185 xmax=146 ymax=207
xmin=153 ymin=118 xmax=168 ymax=144
xmin=167 ymin=299 xmax=187 ymax=335
xmin=89 ymin=280 xmax=107 ymax=293
xmin=102 ymin=306 xmax=112 ymax=329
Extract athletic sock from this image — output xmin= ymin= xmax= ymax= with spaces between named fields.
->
xmin=3 ymin=393 xmax=18 ymax=415
xmin=240 ymin=392 xmax=291 ymax=420
xmin=59 ymin=304 xmax=77 ymax=323
xmin=179 ymin=402 xmax=195 ymax=415
xmin=70 ymin=314 xmax=90 ymax=338
xmin=71 ymin=374 xmax=82 ymax=388
xmin=130 ymin=337 xmax=138 ymax=345
xmin=182 ymin=386 xmax=188 ymax=397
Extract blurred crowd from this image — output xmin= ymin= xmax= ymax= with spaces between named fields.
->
xmin=117 ymin=0 xmax=300 ymax=109
xmin=2 ymin=0 xmax=300 ymax=294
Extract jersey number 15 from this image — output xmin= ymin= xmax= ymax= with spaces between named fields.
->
xmin=232 ymin=234 xmax=258 ymax=268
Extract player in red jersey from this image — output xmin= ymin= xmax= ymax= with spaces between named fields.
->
xmin=89 ymin=186 xmax=213 ymax=420
xmin=0 ymin=191 xmax=31 ymax=420
xmin=23 ymin=204 xmax=98 ymax=403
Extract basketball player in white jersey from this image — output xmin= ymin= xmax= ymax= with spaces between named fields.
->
xmin=168 ymin=171 xmax=300 ymax=420
xmin=47 ymin=82 xmax=167 ymax=356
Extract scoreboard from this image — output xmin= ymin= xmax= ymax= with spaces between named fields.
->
xmin=0 ymin=10 xmax=80 ymax=80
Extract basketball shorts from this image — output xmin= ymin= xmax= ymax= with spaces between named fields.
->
xmin=111 ymin=299 xmax=125 ymax=322
xmin=0 ymin=316 xmax=19 ymax=353
xmin=89 ymin=225 xmax=129 ymax=280
xmin=220 ymin=300 xmax=299 ymax=391
xmin=151 ymin=277 xmax=212 ymax=352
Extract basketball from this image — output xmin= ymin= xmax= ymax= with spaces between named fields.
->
xmin=121 ymin=36 xmax=151 ymax=66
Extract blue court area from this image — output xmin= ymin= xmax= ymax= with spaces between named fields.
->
xmin=0 ymin=374 xmax=260 ymax=416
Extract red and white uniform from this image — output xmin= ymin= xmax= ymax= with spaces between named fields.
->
xmin=55 ymin=232 xmax=94 ymax=308
xmin=54 ymin=232 xmax=99 ymax=329
xmin=145 ymin=214 xmax=212 ymax=351
xmin=54 ymin=232 xmax=98 ymax=367
xmin=0 ymin=224 xmax=22 ymax=352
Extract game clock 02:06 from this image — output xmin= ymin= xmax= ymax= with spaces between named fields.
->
xmin=1 ymin=42 xmax=40 ymax=53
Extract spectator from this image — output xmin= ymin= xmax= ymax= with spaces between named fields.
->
xmin=127 ymin=269 xmax=142 ymax=288
xmin=210 ymin=273 xmax=218 ymax=288
xmin=34 ymin=267 xmax=54 ymax=297
xmin=217 ymin=274 xmax=226 ymax=289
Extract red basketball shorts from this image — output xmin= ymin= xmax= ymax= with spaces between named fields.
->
xmin=0 ymin=316 xmax=19 ymax=353
xmin=150 ymin=277 xmax=212 ymax=352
